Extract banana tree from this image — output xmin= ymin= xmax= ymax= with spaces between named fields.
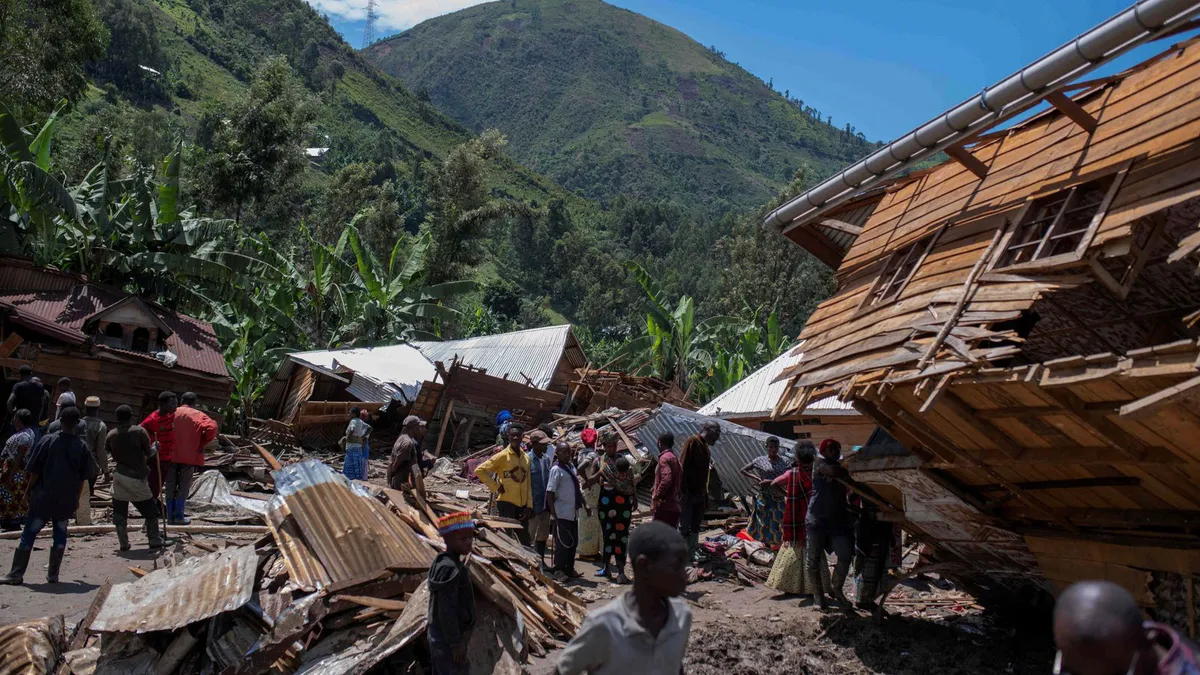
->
xmin=343 ymin=220 xmax=476 ymax=344
xmin=618 ymin=261 xmax=738 ymax=391
xmin=0 ymin=101 xmax=83 ymax=261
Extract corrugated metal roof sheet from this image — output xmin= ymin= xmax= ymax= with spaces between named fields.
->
xmin=268 ymin=461 xmax=434 ymax=588
xmin=639 ymin=404 xmax=801 ymax=499
xmin=286 ymin=344 xmax=434 ymax=406
xmin=413 ymin=324 xmax=587 ymax=390
xmin=0 ymin=258 xmax=228 ymax=378
xmin=91 ymin=546 xmax=258 ymax=633
xmin=697 ymin=349 xmax=857 ymax=419
xmin=0 ymin=615 xmax=64 ymax=674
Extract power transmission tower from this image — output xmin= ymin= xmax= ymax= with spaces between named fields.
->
xmin=362 ymin=0 xmax=378 ymax=48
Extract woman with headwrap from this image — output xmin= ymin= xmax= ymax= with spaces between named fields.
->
xmin=583 ymin=432 xmax=636 ymax=583
xmin=765 ymin=442 xmax=830 ymax=596
xmin=574 ymin=427 xmax=603 ymax=558
xmin=740 ymin=436 xmax=791 ymax=548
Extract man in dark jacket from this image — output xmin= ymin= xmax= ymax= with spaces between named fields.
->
xmin=6 ymin=365 xmax=43 ymax=435
xmin=678 ymin=421 xmax=720 ymax=561
xmin=0 ymin=406 xmax=95 ymax=585
xmin=428 ymin=511 xmax=477 ymax=675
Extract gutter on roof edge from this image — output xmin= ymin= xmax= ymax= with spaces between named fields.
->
xmin=764 ymin=0 xmax=1200 ymax=233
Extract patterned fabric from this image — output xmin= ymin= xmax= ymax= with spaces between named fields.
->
xmin=747 ymin=492 xmax=785 ymax=548
xmin=598 ymin=486 xmax=634 ymax=567
xmin=0 ymin=459 xmax=27 ymax=524
xmin=766 ymin=542 xmax=830 ymax=595
xmin=750 ymin=454 xmax=790 ymax=482
xmin=342 ymin=445 xmax=368 ymax=480
xmin=346 ymin=418 xmax=372 ymax=443
xmin=781 ymin=467 xmax=812 ymax=544
xmin=2 ymin=428 xmax=35 ymax=461
xmin=436 ymin=511 xmax=475 ymax=535
xmin=598 ymin=453 xmax=635 ymax=494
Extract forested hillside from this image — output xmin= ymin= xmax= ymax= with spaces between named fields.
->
xmin=1 ymin=0 xmax=839 ymax=417
xmin=365 ymin=0 xmax=879 ymax=212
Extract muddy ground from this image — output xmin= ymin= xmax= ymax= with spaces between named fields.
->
xmin=525 ymin=569 xmax=1054 ymax=675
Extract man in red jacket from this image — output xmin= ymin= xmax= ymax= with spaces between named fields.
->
xmin=170 ymin=392 xmax=218 ymax=525
xmin=140 ymin=392 xmax=177 ymax=506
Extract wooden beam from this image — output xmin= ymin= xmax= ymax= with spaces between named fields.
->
xmin=972 ymin=476 xmax=1140 ymax=493
xmin=1119 ymin=374 xmax=1200 ymax=419
xmin=865 ymin=394 xmax=1079 ymax=534
xmin=929 ymin=444 xmax=1187 ymax=467
xmin=1003 ymin=507 xmax=1200 ymax=530
xmin=816 ymin=218 xmax=863 ymax=237
xmin=975 ymin=406 xmax=1065 ymax=419
xmin=945 ymin=143 xmax=988 ymax=180
xmin=1044 ymin=91 xmax=1098 ymax=133
xmin=0 ymin=333 xmax=23 ymax=358
xmin=1039 ymin=388 xmax=1145 ymax=461
xmin=932 ymin=390 xmax=1023 ymax=460
xmin=434 ymin=400 xmax=455 ymax=457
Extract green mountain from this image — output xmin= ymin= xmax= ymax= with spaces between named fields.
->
xmin=364 ymin=0 xmax=879 ymax=212
xmin=56 ymin=0 xmax=585 ymax=209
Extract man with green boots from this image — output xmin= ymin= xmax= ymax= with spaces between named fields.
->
xmin=0 ymin=406 xmax=95 ymax=585
xmin=105 ymin=405 xmax=166 ymax=551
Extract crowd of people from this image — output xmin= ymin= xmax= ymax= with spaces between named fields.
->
xmin=1 ymin=365 xmax=217 ymax=585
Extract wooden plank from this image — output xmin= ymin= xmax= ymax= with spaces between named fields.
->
xmin=974 ymin=405 xmax=1066 ymax=419
xmin=927 ymin=390 xmax=1022 ymax=460
xmin=1045 ymin=90 xmax=1098 ymax=133
xmin=332 ymin=595 xmax=408 ymax=611
xmin=817 ymin=218 xmax=864 ymax=237
xmin=945 ymin=143 xmax=989 ymax=180
xmin=0 ymin=333 xmax=23 ymax=358
xmin=971 ymin=476 xmax=1140 ymax=492
xmin=434 ymin=400 xmax=455 ymax=457
xmin=1118 ymin=374 xmax=1200 ymax=419
xmin=1038 ymin=388 xmax=1145 ymax=460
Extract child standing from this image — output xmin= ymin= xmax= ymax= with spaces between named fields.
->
xmin=428 ymin=511 xmax=477 ymax=675
xmin=555 ymin=521 xmax=692 ymax=674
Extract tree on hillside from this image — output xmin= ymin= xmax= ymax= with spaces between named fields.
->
xmin=193 ymin=57 xmax=314 ymax=227
xmin=711 ymin=169 xmax=834 ymax=337
xmin=0 ymin=0 xmax=108 ymax=118
xmin=89 ymin=0 xmax=167 ymax=102
xmin=420 ymin=130 xmax=532 ymax=284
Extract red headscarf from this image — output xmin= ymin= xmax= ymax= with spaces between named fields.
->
xmin=580 ymin=428 xmax=597 ymax=446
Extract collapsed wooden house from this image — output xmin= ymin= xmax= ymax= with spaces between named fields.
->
xmin=567 ymin=368 xmax=693 ymax=414
xmin=767 ymin=26 xmax=1200 ymax=619
xmin=259 ymin=325 xmax=588 ymax=450
xmin=0 ymin=257 xmax=233 ymax=423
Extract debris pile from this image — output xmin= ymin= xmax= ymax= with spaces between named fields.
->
xmin=568 ymin=369 xmax=694 ymax=414
xmin=11 ymin=459 xmax=588 ymax=674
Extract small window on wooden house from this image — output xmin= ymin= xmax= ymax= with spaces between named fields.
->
xmin=863 ymin=233 xmax=938 ymax=309
xmin=131 ymin=327 xmax=151 ymax=353
xmin=995 ymin=173 xmax=1122 ymax=268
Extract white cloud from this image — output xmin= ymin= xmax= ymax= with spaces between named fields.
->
xmin=306 ymin=0 xmax=490 ymax=32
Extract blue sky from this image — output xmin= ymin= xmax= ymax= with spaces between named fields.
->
xmin=314 ymin=0 xmax=1178 ymax=141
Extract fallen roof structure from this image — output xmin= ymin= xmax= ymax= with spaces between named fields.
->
xmin=412 ymin=324 xmax=588 ymax=393
xmin=698 ymin=349 xmax=875 ymax=449
xmin=766 ymin=18 xmax=1200 ymax=624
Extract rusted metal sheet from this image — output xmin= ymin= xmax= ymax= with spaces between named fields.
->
xmin=266 ymin=500 xmax=331 ymax=592
xmin=0 ymin=615 xmax=64 ymax=674
xmin=269 ymin=461 xmax=434 ymax=589
xmin=92 ymin=546 xmax=258 ymax=633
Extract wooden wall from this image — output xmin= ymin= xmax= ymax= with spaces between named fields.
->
xmin=13 ymin=344 xmax=232 ymax=426
xmin=724 ymin=413 xmax=875 ymax=449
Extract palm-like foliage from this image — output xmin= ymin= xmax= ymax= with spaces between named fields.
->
xmin=618 ymin=261 xmax=738 ymax=391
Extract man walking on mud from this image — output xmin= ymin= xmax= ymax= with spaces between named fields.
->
xmin=0 ymin=406 xmax=95 ymax=585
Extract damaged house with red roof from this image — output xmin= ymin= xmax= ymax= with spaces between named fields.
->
xmin=0 ymin=257 xmax=233 ymax=423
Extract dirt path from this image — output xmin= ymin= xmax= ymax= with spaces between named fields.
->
xmin=0 ymin=530 xmax=261 ymax=626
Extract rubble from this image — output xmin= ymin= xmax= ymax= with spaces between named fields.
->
xmin=1 ymin=449 xmax=590 ymax=674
